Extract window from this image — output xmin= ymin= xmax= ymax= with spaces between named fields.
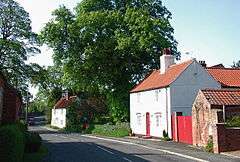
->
xmin=137 ymin=93 xmax=141 ymax=103
xmin=61 ymin=120 xmax=63 ymax=125
xmin=155 ymin=90 xmax=159 ymax=102
xmin=155 ymin=113 xmax=161 ymax=127
xmin=136 ymin=113 xmax=141 ymax=125
xmin=61 ymin=109 xmax=64 ymax=115
xmin=54 ymin=109 xmax=56 ymax=115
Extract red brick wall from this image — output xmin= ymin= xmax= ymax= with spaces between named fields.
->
xmin=213 ymin=124 xmax=240 ymax=153
xmin=1 ymin=85 xmax=22 ymax=124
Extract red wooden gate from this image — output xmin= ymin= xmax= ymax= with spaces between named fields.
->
xmin=172 ymin=114 xmax=192 ymax=144
xmin=146 ymin=112 xmax=150 ymax=136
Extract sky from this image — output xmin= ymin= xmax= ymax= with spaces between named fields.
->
xmin=16 ymin=0 xmax=240 ymax=67
xmin=15 ymin=0 xmax=240 ymax=94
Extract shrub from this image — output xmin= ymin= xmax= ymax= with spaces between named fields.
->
xmin=25 ymin=132 xmax=42 ymax=153
xmin=205 ymin=136 xmax=213 ymax=153
xmin=161 ymin=130 xmax=171 ymax=141
xmin=226 ymin=116 xmax=240 ymax=127
xmin=91 ymin=122 xmax=130 ymax=137
xmin=0 ymin=124 xmax=25 ymax=162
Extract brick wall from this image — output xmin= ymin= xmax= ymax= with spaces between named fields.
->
xmin=213 ymin=124 xmax=240 ymax=153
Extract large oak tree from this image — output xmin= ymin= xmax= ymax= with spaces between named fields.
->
xmin=41 ymin=0 xmax=180 ymax=121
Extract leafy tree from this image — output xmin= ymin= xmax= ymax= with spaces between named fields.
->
xmin=0 ymin=0 xmax=40 ymax=95
xmin=233 ymin=60 xmax=240 ymax=68
xmin=41 ymin=0 xmax=180 ymax=121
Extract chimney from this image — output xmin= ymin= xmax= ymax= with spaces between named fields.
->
xmin=199 ymin=60 xmax=207 ymax=68
xmin=62 ymin=90 xmax=69 ymax=100
xmin=160 ymin=48 xmax=175 ymax=74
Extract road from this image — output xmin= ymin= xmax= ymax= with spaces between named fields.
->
xmin=30 ymin=126 xmax=237 ymax=162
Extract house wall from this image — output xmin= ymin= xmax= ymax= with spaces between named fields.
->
xmin=171 ymin=60 xmax=220 ymax=116
xmin=130 ymin=87 xmax=171 ymax=138
xmin=51 ymin=108 xmax=66 ymax=128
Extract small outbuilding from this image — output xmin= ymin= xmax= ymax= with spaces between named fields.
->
xmin=192 ymin=89 xmax=240 ymax=153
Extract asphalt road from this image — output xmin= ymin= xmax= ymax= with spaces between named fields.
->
xmin=30 ymin=126 xmax=199 ymax=162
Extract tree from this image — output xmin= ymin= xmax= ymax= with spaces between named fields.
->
xmin=41 ymin=0 xmax=180 ymax=122
xmin=233 ymin=60 xmax=240 ymax=68
xmin=0 ymin=0 xmax=40 ymax=95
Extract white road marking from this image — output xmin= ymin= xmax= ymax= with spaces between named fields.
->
xmin=96 ymin=146 xmax=114 ymax=155
xmin=81 ymin=135 xmax=209 ymax=162
xmin=122 ymin=157 xmax=132 ymax=162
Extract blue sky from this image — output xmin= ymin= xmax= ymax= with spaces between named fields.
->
xmin=16 ymin=0 xmax=239 ymax=67
xmin=163 ymin=0 xmax=240 ymax=66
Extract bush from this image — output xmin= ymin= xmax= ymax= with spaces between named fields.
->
xmin=0 ymin=124 xmax=25 ymax=162
xmin=25 ymin=132 xmax=42 ymax=153
xmin=205 ymin=136 xmax=213 ymax=153
xmin=226 ymin=116 xmax=240 ymax=127
xmin=91 ymin=122 xmax=130 ymax=137
xmin=161 ymin=130 xmax=171 ymax=141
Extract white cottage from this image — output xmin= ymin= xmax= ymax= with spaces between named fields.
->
xmin=130 ymin=50 xmax=221 ymax=138
xmin=51 ymin=95 xmax=77 ymax=128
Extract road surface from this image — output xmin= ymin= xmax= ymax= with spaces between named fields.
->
xmin=30 ymin=126 xmax=237 ymax=162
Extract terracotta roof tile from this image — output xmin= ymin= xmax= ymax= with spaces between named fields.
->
xmin=201 ymin=89 xmax=240 ymax=106
xmin=130 ymin=59 xmax=193 ymax=93
xmin=207 ymin=68 xmax=240 ymax=87
xmin=54 ymin=96 xmax=77 ymax=109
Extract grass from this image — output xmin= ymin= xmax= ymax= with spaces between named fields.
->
xmin=23 ymin=145 xmax=48 ymax=162
xmin=89 ymin=123 xmax=130 ymax=138
xmin=46 ymin=124 xmax=61 ymax=130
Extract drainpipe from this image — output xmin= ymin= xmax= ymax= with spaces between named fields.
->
xmin=166 ymin=88 xmax=169 ymax=134
xmin=223 ymin=105 xmax=226 ymax=123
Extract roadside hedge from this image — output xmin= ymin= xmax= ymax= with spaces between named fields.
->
xmin=0 ymin=124 xmax=25 ymax=162
xmin=25 ymin=132 xmax=42 ymax=153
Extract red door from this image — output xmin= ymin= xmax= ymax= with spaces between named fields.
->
xmin=146 ymin=112 xmax=150 ymax=136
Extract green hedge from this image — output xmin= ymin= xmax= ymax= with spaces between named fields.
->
xmin=25 ymin=132 xmax=42 ymax=153
xmin=91 ymin=122 xmax=130 ymax=137
xmin=0 ymin=124 xmax=25 ymax=162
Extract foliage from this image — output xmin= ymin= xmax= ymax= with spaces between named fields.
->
xmin=0 ymin=0 xmax=41 ymax=97
xmin=65 ymin=98 xmax=82 ymax=132
xmin=161 ymin=129 xmax=171 ymax=141
xmin=0 ymin=124 xmax=25 ymax=162
xmin=23 ymin=145 xmax=48 ymax=162
xmin=40 ymin=0 xmax=179 ymax=122
xmin=90 ymin=122 xmax=130 ymax=137
xmin=24 ymin=131 xmax=42 ymax=153
xmin=226 ymin=116 xmax=240 ymax=127
xmin=205 ymin=135 xmax=213 ymax=153
xmin=232 ymin=60 xmax=240 ymax=68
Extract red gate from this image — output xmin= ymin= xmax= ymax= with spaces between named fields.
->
xmin=146 ymin=112 xmax=150 ymax=136
xmin=172 ymin=114 xmax=192 ymax=144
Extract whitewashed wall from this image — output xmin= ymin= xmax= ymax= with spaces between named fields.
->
xmin=170 ymin=60 xmax=220 ymax=116
xmin=130 ymin=87 xmax=171 ymax=137
xmin=51 ymin=108 xmax=66 ymax=128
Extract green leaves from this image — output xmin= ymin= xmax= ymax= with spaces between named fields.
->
xmin=41 ymin=0 xmax=180 ymax=121
xmin=0 ymin=0 xmax=40 ymax=97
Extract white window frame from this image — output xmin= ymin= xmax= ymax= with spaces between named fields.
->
xmin=155 ymin=90 xmax=159 ymax=102
xmin=137 ymin=93 xmax=141 ymax=103
xmin=155 ymin=113 xmax=161 ymax=127
xmin=136 ymin=113 xmax=141 ymax=125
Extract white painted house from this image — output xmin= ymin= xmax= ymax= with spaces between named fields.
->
xmin=130 ymin=49 xmax=221 ymax=138
xmin=51 ymin=95 xmax=77 ymax=128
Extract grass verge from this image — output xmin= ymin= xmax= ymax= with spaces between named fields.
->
xmin=23 ymin=145 xmax=48 ymax=162
xmin=87 ymin=123 xmax=130 ymax=138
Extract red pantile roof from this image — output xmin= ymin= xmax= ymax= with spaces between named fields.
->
xmin=201 ymin=89 xmax=240 ymax=106
xmin=207 ymin=68 xmax=240 ymax=88
xmin=54 ymin=96 xmax=77 ymax=109
xmin=130 ymin=60 xmax=193 ymax=93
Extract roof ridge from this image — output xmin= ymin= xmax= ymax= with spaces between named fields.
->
xmin=207 ymin=67 xmax=240 ymax=70
xmin=201 ymin=88 xmax=240 ymax=92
